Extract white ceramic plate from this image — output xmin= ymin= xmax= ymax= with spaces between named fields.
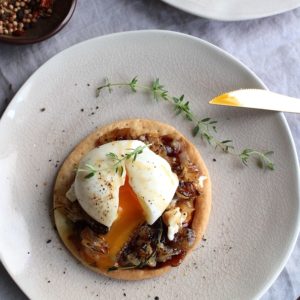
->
xmin=161 ymin=0 xmax=300 ymax=20
xmin=0 ymin=31 xmax=299 ymax=300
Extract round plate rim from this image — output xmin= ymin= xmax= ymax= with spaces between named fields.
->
xmin=0 ymin=30 xmax=299 ymax=300
xmin=161 ymin=0 xmax=300 ymax=21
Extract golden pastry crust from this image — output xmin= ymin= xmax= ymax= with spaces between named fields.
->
xmin=53 ymin=119 xmax=211 ymax=280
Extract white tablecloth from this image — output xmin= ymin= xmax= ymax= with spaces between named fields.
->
xmin=0 ymin=1 xmax=299 ymax=299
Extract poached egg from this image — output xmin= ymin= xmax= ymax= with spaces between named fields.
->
xmin=66 ymin=140 xmax=179 ymax=268
xmin=71 ymin=140 xmax=179 ymax=227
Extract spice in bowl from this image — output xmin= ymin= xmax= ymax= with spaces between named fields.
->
xmin=0 ymin=0 xmax=54 ymax=36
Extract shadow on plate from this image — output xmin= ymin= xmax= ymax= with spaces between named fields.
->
xmin=0 ymin=263 xmax=27 ymax=299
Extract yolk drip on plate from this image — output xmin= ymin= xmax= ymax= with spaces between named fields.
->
xmin=96 ymin=176 xmax=145 ymax=269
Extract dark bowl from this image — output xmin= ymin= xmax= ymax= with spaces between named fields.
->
xmin=0 ymin=0 xmax=77 ymax=45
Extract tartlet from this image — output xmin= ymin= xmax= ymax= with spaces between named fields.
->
xmin=53 ymin=119 xmax=211 ymax=280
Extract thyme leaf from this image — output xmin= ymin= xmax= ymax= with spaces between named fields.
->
xmin=77 ymin=163 xmax=99 ymax=179
xmin=239 ymin=149 xmax=275 ymax=170
xmin=108 ymin=265 xmax=138 ymax=272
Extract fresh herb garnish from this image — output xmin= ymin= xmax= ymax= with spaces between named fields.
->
xmin=239 ymin=149 xmax=275 ymax=170
xmin=76 ymin=145 xmax=150 ymax=179
xmin=106 ymin=144 xmax=151 ymax=176
xmin=96 ymin=77 xmax=274 ymax=170
xmin=77 ymin=163 xmax=99 ymax=179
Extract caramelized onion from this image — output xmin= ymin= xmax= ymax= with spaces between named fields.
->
xmin=156 ymin=243 xmax=181 ymax=263
xmin=170 ymin=227 xmax=196 ymax=251
xmin=176 ymin=181 xmax=199 ymax=198
xmin=80 ymin=227 xmax=108 ymax=255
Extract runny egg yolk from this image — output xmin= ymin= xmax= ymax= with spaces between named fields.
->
xmin=96 ymin=176 xmax=145 ymax=269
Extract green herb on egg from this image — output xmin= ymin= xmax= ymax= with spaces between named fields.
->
xmin=106 ymin=144 xmax=151 ymax=176
xmin=77 ymin=163 xmax=99 ymax=179
xmin=76 ymin=144 xmax=151 ymax=179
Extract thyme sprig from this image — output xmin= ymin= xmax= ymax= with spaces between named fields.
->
xmin=96 ymin=77 xmax=274 ymax=170
xmin=106 ymin=144 xmax=151 ymax=176
xmin=76 ymin=145 xmax=150 ymax=179
xmin=240 ymin=149 xmax=275 ymax=170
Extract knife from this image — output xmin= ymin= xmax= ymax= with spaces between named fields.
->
xmin=209 ymin=89 xmax=300 ymax=113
